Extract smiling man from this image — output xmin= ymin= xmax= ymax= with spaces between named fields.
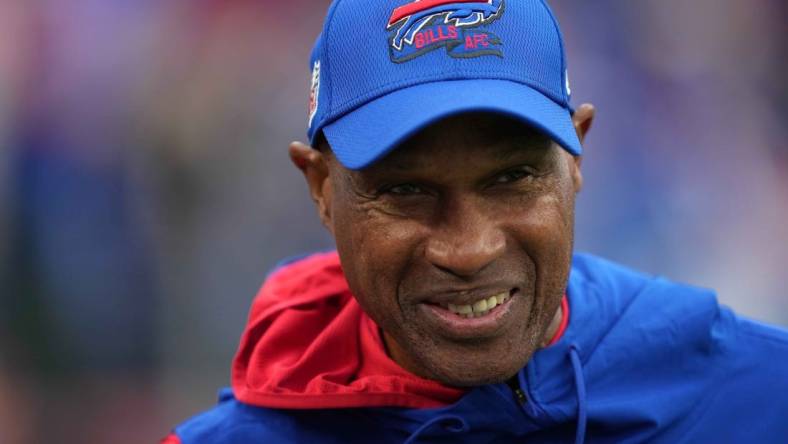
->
xmin=295 ymin=113 xmax=585 ymax=389
xmin=164 ymin=1 xmax=788 ymax=443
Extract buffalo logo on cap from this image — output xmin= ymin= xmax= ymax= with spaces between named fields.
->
xmin=387 ymin=0 xmax=504 ymax=63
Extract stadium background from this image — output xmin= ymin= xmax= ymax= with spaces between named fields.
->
xmin=1 ymin=1 xmax=786 ymax=442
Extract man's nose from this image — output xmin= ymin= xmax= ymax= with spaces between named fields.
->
xmin=424 ymin=202 xmax=506 ymax=278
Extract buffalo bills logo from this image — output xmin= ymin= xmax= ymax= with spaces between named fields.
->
xmin=387 ymin=0 xmax=504 ymax=63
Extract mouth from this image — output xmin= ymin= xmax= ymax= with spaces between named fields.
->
xmin=418 ymin=288 xmax=520 ymax=338
xmin=441 ymin=290 xmax=512 ymax=318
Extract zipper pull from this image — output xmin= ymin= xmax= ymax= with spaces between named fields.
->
xmin=507 ymin=376 xmax=528 ymax=405
xmin=514 ymin=387 xmax=528 ymax=405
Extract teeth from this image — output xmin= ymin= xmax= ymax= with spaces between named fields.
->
xmin=448 ymin=303 xmax=473 ymax=315
xmin=447 ymin=292 xmax=510 ymax=317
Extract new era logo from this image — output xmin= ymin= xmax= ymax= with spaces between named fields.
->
xmin=308 ymin=60 xmax=321 ymax=128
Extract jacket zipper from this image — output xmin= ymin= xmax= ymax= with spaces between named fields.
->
xmin=514 ymin=387 xmax=528 ymax=405
xmin=508 ymin=377 xmax=528 ymax=405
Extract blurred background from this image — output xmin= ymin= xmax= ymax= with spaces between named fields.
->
xmin=1 ymin=0 xmax=786 ymax=442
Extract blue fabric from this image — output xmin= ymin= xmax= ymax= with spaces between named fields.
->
xmin=307 ymin=0 xmax=580 ymax=170
xmin=172 ymin=253 xmax=788 ymax=443
xmin=323 ymin=79 xmax=580 ymax=170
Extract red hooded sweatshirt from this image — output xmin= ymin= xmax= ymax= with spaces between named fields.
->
xmin=232 ymin=251 xmax=567 ymax=409
xmin=163 ymin=251 xmax=568 ymax=443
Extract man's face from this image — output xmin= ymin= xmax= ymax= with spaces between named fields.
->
xmin=324 ymin=113 xmax=582 ymax=386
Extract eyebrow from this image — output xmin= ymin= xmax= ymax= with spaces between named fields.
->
xmin=494 ymin=144 xmax=529 ymax=162
xmin=492 ymin=133 xmax=553 ymax=160
xmin=391 ymin=159 xmax=417 ymax=171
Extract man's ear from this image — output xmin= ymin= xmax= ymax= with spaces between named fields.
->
xmin=289 ymin=141 xmax=334 ymax=232
xmin=570 ymin=103 xmax=595 ymax=193
xmin=573 ymin=103 xmax=595 ymax=144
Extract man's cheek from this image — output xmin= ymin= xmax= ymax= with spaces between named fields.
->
xmin=510 ymin=206 xmax=567 ymax=248
xmin=361 ymin=216 xmax=426 ymax=265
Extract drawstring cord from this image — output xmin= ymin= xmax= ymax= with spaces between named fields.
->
xmin=404 ymin=414 xmax=469 ymax=444
xmin=569 ymin=344 xmax=587 ymax=444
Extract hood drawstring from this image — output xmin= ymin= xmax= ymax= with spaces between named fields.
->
xmin=569 ymin=344 xmax=587 ymax=444
xmin=404 ymin=414 xmax=469 ymax=444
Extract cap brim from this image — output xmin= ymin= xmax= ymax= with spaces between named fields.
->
xmin=322 ymin=79 xmax=581 ymax=170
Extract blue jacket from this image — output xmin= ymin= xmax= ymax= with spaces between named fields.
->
xmin=167 ymin=253 xmax=788 ymax=443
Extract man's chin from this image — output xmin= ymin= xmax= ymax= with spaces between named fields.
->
xmin=411 ymin=348 xmax=533 ymax=388
xmin=422 ymin=362 xmax=523 ymax=388
xmin=383 ymin=326 xmax=537 ymax=387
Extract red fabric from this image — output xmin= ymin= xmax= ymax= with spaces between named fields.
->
xmin=547 ymin=295 xmax=570 ymax=346
xmin=231 ymin=251 xmax=570 ymax=410
xmin=232 ymin=252 xmax=464 ymax=409
xmin=389 ymin=0 xmax=480 ymax=25
xmin=160 ymin=433 xmax=181 ymax=444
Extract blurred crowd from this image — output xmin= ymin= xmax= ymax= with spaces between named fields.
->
xmin=0 ymin=1 xmax=786 ymax=443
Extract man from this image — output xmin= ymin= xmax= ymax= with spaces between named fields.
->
xmin=164 ymin=0 xmax=788 ymax=443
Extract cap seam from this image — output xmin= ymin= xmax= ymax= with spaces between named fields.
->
xmin=538 ymin=0 xmax=568 ymax=103
xmin=322 ymin=0 xmax=346 ymax=121
xmin=328 ymin=73 xmax=566 ymax=123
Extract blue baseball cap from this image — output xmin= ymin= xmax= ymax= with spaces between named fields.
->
xmin=306 ymin=0 xmax=579 ymax=170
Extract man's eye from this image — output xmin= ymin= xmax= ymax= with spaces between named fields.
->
xmin=386 ymin=183 xmax=424 ymax=196
xmin=494 ymin=169 xmax=532 ymax=184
